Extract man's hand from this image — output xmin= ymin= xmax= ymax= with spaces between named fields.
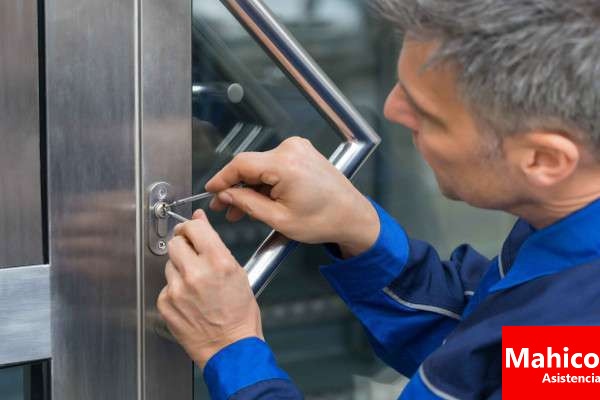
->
xmin=206 ymin=137 xmax=380 ymax=258
xmin=156 ymin=210 xmax=263 ymax=368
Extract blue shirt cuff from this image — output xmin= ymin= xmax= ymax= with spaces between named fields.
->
xmin=320 ymin=199 xmax=410 ymax=301
xmin=203 ymin=337 xmax=291 ymax=400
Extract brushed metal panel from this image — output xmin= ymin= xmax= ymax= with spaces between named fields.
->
xmin=46 ymin=0 xmax=139 ymax=398
xmin=141 ymin=0 xmax=194 ymax=398
xmin=0 ymin=265 xmax=50 ymax=365
xmin=0 ymin=0 xmax=44 ymax=268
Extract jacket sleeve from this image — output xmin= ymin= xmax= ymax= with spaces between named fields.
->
xmin=320 ymin=199 xmax=491 ymax=377
xmin=203 ymin=337 xmax=303 ymax=400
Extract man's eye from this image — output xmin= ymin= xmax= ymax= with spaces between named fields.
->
xmin=411 ymin=105 xmax=426 ymax=121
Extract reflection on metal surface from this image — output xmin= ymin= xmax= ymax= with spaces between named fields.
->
xmin=46 ymin=0 xmax=139 ymax=397
xmin=218 ymin=0 xmax=381 ymax=296
xmin=141 ymin=0 xmax=194 ymax=398
xmin=0 ymin=265 xmax=50 ymax=365
xmin=0 ymin=0 xmax=44 ymax=268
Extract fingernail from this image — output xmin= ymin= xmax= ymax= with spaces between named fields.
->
xmin=218 ymin=191 xmax=232 ymax=205
xmin=193 ymin=209 xmax=206 ymax=220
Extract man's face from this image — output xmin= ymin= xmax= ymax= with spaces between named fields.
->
xmin=384 ymin=39 xmax=518 ymax=210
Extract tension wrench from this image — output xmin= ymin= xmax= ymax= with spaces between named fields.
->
xmin=166 ymin=210 xmax=190 ymax=223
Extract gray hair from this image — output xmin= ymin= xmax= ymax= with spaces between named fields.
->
xmin=375 ymin=0 xmax=600 ymax=154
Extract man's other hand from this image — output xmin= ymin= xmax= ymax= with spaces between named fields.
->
xmin=157 ymin=209 xmax=263 ymax=368
xmin=206 ymin=137 xmax=380 ymax=258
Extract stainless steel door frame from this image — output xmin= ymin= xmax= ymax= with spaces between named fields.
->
xmin=46 ymin=0 xmax=193 ymax=398
xmin=47 ymin=0 xmax=140 ymax=398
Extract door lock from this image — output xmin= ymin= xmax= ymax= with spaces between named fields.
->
xmin=148 ymin=182 xmax=175 ymax=255
xmin=148 ymin=183 xmax=214 ymax=255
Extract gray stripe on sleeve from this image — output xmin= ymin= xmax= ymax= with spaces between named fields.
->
xmin=419 ymin=365 xmax=461 ymax=400
xmin=383 ymin=287 xmax=461 ymax=321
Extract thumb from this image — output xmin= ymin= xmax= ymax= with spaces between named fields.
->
xmin=220 ymin=187 xmax=287 ymax=229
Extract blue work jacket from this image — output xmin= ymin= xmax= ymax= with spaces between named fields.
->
xmin=202 ymin=198 xmax=600 ymax=399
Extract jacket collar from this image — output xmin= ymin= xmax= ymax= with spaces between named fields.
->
xmin=490 ymin=198 xmax=600 ymax=292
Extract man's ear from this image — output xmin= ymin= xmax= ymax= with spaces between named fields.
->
xmin=504 ymin=132 xmax=580 ymax=188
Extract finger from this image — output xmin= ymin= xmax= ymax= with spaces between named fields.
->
xmin=173 ymin=223 xmax=183 ymax=235
xmin=217 ymin=187 xmax=287 ymax=228
xmin=210 ymin=198 xmax=227 ymax=211
xmin=205 ymin=152 xmax=277 ymax=193
xmin=225 ymin=205 xmax=245 ymax=222
xmin=167 ymin=236 xmax=200 ymax=277
xmin=209 ymin=196 xmax=229 ymax=212
xmin=172 ymin=211 xmax=206 ymax=238
xmin=164 ymin=261 xmax=182 ymax=286
xmin=161 ymin=269 xmax=198 ymax=327
xmin=175 ymin=217 xmax=229 ymax=257
xmin=156 ymin=287 xmax=188 ymax=334
xmin=192 ymin=208 xmax=208 ymax=221
xmin=212 ymin=185 xmax=271 ymax=219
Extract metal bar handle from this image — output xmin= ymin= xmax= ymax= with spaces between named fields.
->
xmin=219 ymin=0 xmax=381 ymax=296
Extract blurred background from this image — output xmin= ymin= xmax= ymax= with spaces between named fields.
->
xmin=190 ymin=1 xmax=515 ymax=399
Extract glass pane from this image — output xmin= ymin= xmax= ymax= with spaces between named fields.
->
xmin=0 ymin=361 xmax=50 ymax=400
xmin=191 ymin=1 xmax=340 ymax=262
xmin=192 ymin=1 xmax=514 ymax=399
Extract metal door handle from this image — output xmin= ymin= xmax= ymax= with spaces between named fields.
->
xmin=219 ymin=0 xmax=381 ymax=296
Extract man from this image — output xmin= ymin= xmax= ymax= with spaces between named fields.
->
xmin=157 ymin=0 xmax=600 ymax=398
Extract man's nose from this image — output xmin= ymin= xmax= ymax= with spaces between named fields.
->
xmin=383 ymin=85 xmax=419 ymax=132
xmin=383 ymin=87 xmax=397 ymax=122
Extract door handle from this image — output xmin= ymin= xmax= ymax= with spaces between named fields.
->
xmin=219 ymin=0 xmax=381 ymax=296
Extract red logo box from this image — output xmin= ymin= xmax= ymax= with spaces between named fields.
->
xmin=503 ymin=326 xmax=600 ymax=399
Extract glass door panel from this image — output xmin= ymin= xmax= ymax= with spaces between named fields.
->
xmin=0 ymin=361 xmax=50 ymax=400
